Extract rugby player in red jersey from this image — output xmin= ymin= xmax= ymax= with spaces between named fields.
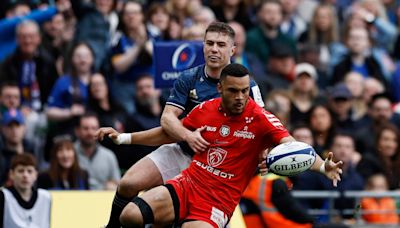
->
xmin=106 ymin=63 xmax=343 ymax=227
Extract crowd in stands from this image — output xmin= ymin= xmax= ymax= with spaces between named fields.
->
xmin=1 ymin=0 xmax=400 ymax=226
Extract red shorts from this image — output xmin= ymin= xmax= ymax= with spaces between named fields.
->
xmin=166 ymin=174 xmax=230 ymax=228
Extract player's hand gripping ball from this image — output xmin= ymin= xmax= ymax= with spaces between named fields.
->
xmin=267 ymin=141 xmax=316 ymax=176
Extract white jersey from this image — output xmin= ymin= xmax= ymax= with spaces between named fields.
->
xmin=2 ymin=188 xmax=51 ymax=228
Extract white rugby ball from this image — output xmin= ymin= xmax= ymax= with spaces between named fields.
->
xmin=267 ymin=141 xmax=316 ymax=176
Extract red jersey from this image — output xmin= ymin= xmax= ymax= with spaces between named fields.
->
xmin=181 ymin=97 xmax=289 ymax=215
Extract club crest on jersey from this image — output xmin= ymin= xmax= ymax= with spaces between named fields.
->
xmin=208 ymin=147 xmax=227 ymax=167
xmin=219 ymin=125 xmax=230 ymax=137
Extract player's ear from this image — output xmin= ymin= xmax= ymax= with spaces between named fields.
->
xmin=230 ymin=44 xmax=236 ymax=57
xmin=217 ymin=82 xmax=222 ymax=94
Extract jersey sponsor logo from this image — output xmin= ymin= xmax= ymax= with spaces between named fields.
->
xmin=205 ymin=126 xmax=217 ymax=132
xmin=208 ymin=147 xmax=227 ymax=167
xmin=193 ymin=159 xmax=234 ymax=179
xmin=233 ymin=129 xmax=255 ymax=139
xmin=219 ymin=125 xmax=230 ymax=137
xmin=263 ymin=113 xmax=284 ymax=128
xmin=172 ymin=43 xmax=197 ymax=70
xmin=210 ymin=207 xmax=228 ymax=228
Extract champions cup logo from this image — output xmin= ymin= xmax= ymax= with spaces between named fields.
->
xmin=172 ymin=43 xmax=197 ymax=71
xmin=208 ymin=147 xmax=227 ymax=167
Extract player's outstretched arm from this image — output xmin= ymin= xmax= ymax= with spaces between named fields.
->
xmin=96 ymin=126 xmax=176 ymax=146
xmin=311 ymin=152 xmax=343 ymax=187
xmin=161 ymin=105 xmax=209 ymax=152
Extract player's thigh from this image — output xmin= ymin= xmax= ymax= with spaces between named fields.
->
xmin=182 ymin=220 xmax=214 ymax=228
xmin=119 ymin=156 xmax=163 ymax=193
xmin=147 ymin=143 xmax=192 ymax=182
xmin=140 ymin=185 xmax=176 ymax=224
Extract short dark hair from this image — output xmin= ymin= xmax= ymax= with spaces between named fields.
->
xmin=368 ymin=92 xmax=392 ymax=108
xmin=0 ymin=81 xmax=19 ymax=93
xmin=205 ymin=22 xmax=235 ymax=41
xmin=78 ymin=112 xmax=99 ymax=127
xmin=10 ymin=153 xmax=37 ymax=170
xmin=220 ymin=63 xmax=249 ymax=81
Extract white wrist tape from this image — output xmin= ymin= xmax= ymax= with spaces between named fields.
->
xmin=116 ymin=133 xmax=131 ymax=145
xmin=319 ymin=161 xmax=326 ymax=174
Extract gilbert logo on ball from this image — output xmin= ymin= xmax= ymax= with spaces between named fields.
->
xmin=267 ymin=141 xmax=316 ymax=176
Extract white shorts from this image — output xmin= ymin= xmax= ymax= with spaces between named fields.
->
xmin=146 ymin=143 xmax=192 ymax=183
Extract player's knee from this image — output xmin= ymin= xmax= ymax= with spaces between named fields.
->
xmin=118 ymin=176 xmax=140 ymax=197
xmin=120 ymin=202 xmax=142 ymax=227
xmin=120 ymin=197 xmax=154 ymax=227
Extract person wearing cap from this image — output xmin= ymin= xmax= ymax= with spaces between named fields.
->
xmin=328 ymin=83 xmax=358 ymax=133
xmin=288 ymin=63 xmax=325 ymax=126
xmin=254 ymin=41 xmax=297 ymax=98
xmin=0 ymin=108 xmax=35 ymax=186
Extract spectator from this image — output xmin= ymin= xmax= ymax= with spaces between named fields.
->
xmin=357 ymin=123 xmax=400 ymax=189
xmin=254 ymin=41 xmax=296 ymax=97
xmin=37 ymin=136 xmax=89 ymax=190
xmin=0 ymin=109 xmax=34 ymax=185
xmin=354 ymin=0 xmax=397 ymax=52
xmin=110 ymin=0 xmax=154 ymax=115
xmin=360 ymin=173 xmax=399 ymax=224
xmin=362 ymin=77 xmax=385 ymax=104
xmin=71 ymin=0 xmax=118 ymax=71
xmin=343 ymin=71 xmax=367 ymax=120
xmin=241 ymin=173 xmax=314 ymax=228
xmin=264 ymin=89 xmax=291 ymax=127
xmin=291 ymin=123 xmax=314 ymax=146
xmin=210 ymin=0 xmax=254 ymax=30
xmin=308 ymin=104 xmax=336 ymax=157
xmin=0 ymin=20 xmax=58 ymax=112
xmin=109 ymin=74 xmax=166 ymax=171
xmin=246 ymin=0 xmax=297 ymax=65
xmin=40 ymin=13 xmax=71 ymax=75
xmin=0 ymin=82 xmax=20 ymax=113
xmin=0 ymin=154 xmax=51 ymax=228
xmin=164 ymin=15 xmax=183 ymax=41
xmin=87 ymin=73 xmax=126 ymax=134
xmin=46 ymin=42 xmax=94 ymax=124
xmin=0 ymin=3 xmax=59 ymax=60
xmin=327 ymin=83 xmax=362 ymax=134
xmin=0 ymin=82 xmax=47 ymax=170
xmin=145 ymin=2 xmax=170 ymax=40
xmin=294 ymin=133 xmax=364 ymax=221
xmin=289 ymin=63 xmax=324 ymax=126
xmin=298 ymin=3 xmax=346 ymax=75
xmin=331 ymin=27 xmax=388 ymax=90
xmin=279 ymin=0 xmax=307 ymax=40
xmin=74 ymin=113 xmax=120 ymax=190
xmin=165 ymin=0 xmax=195 ymax=28
xmin=355 ymin=93 xmax=400 ymax=154
xmin=228 ymin=21 xmax=265 ymax=80
xmin=192 ymin=6 xmax=216 ymax=27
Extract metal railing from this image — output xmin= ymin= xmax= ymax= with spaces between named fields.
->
xmin=291 ymin=190 xmax=400 ymax=225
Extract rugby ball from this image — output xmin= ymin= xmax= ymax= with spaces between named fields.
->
xmin=267 ymin=141 xmax=316 ymax=176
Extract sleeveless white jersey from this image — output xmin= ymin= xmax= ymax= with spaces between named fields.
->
xmin=2 ymin=188 xmax=51 ymax=228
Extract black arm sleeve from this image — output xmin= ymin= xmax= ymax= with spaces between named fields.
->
xmin=0 ymin=190 xmax=4 ymax=228
xmin=271 ymin=179 xmax=315 ymax=224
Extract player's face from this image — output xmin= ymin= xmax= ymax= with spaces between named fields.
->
xmin=203 ymin=32 xmax=235 ymax=70
xmin=218 ymin=75 xmax=250 ymax=115
xmin=10 ymin=165 xmax=37 ymax=191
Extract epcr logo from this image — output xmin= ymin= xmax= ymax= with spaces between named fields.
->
xmin=172 ymin=43 xmax=197 ymax=71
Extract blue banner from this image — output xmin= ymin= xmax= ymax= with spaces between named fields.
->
xmin=153 ymin=41 xmax=205 ymax=88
